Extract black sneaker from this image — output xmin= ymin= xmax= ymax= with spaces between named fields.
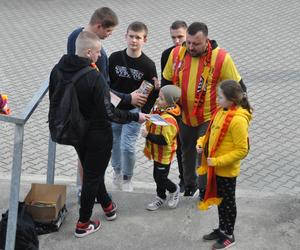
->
xmin=203 ymin=229 xmax=223 ymax=241
xmin=102 ymin=201 xmax=117 ymax=221
xmin=212 ymin=234 xmax=235 ymax=249
xmin=183 ymin=187 xmax=199 ymax=197
xmin=74 ymin=220 xmax=101 ymax=238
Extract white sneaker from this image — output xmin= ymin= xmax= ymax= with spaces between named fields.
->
xmin=146 ymin=197 xmax=165 ymax=211
xmin=122 ymin=179 xmax=134 ymax=192
xmin=168 ymin=184 xmax=180 ymax=209
xmin=112 ymin=172 xmax=122 ymax=190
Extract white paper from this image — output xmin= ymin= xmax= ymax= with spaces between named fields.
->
xmin=110 ymin=91 xmax=121 ymax=107
xmin=149 ymin=114 xmax=170 ymax=126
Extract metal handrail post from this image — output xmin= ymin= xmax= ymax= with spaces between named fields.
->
xmin=47 ymin=137 xmax=56 ymax=184
xmin=5 ymin=124 xmax=24 ymax=250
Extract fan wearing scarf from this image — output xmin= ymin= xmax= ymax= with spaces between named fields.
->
xmin=196 ymin=80 xmax=252 ymax=250
xmin=142 ymin=85 xmax=181 ymax=211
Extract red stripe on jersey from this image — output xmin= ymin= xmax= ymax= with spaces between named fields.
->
xmin=181 ymin=54 xmax=192 ymax=126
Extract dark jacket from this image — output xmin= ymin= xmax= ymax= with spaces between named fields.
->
xmin=49 ymin=55 xmax=139 ymax=131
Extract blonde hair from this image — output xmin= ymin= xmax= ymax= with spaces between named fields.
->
xmin=75 ymin=31 xmax=101 ymax=57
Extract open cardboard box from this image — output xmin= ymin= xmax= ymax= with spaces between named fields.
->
xmin=24 ymin=183 xmax=66 ymax=223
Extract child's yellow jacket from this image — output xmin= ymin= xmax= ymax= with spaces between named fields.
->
xmin=144 ymin=105 xmax=180 ymax=165
xmin=197 ymin=107 xmax=252 ymax=177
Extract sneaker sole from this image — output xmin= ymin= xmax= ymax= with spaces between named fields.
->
xmin=212 ymin=241 xmax=235 ymax=250
xmin=105 ymin=213 xmax=117 ymax=221
xmin=74 ymin=222 xmax=102 ymax=238
xmin=146 ymin=207 xmax=160 ymax=211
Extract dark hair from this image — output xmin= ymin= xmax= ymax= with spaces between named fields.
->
xmin=220 ymin=80 xmax=252 ymax=114
xmin=127 ymin=21 xmax=148 ymax=37
xmin=170 ymin=20 xmax=187 ymax=30
xmin=89 ymin=7 xmax=118 ymax=28
xmin=187 ymin=22 xmax=208 ymax=36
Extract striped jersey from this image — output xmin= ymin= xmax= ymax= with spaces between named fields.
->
xmin=163 ymin=40 xmax=241 ymax=127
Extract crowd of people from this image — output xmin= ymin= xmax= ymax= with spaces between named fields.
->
xmin=48 ymin=6 xmax=252 ymax=250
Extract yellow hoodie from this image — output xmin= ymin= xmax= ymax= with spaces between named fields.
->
xmin=197 ymin=107 xmax=252 ymax=177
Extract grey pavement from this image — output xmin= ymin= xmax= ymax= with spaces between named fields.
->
xmin=1 ymin=0 xmax=300 ymax=194
xmin=0 ymin=180 xmax=299 ymax=250
xmin=0 ymin=0 xmax=300 ymax=249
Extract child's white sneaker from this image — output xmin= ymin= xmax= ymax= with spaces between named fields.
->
xmin=112 ymin=172 xmax=122 ymax=190
xmin=146 ymin=197 xmax=165 ymax=211
xmin=168 ymin=184 xmax=180 ymax=209
xmin=122 ymin=179 xmax=134 ymax=192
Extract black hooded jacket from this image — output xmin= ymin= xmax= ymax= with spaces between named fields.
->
xmin=49 ymin=55 xmax=139 ymax=131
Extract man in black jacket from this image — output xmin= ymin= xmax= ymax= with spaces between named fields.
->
xmin=49 ymin=31 xmax=148 ymax=238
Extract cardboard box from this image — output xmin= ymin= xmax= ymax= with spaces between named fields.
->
xmin=24 ymin=183 xmax=66 ymax=223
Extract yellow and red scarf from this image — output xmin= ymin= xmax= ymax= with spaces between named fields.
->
xmin=197 ymin=106 xmax=237 ymax=210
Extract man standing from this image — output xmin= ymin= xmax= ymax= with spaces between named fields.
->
xmin=67 ymin=7 xmax=117 ymax=82
xmin=161 ymin=20 xmax=187 ymax=193
xmin=67 ymin=8 xmax=147 ymax=201
xmin=162 ymin=22 xmax=246 ymax=197
xmin=49 ymin=31 xmax=148 ymax=237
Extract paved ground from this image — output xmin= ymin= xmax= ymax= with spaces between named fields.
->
xmin=0 ymin=180 xmax=299 ymax=250
xmin=1 ymin=0 xmax=300 ymax=194
xmin=0 ymin=1 xmax=300 ymax=249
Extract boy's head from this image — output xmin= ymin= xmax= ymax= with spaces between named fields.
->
xmin=75 ymin=31 xmax=101 ymax=63
xmin=125 ymin=21 xmax=148 ymax=52
xmin=89 ymin=7 xmax=118 ymax=40
xmin=158 ymin=85 xmax=181 ymax=108
xmin=170 ymin=20 xmax=187 ymax=46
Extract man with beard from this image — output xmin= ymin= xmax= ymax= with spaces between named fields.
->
xmin=162 ymin=22 xmax=246 ymax=197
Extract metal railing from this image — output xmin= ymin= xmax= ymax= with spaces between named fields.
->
xmin=0 ymin=79 xmax=57 ymax=250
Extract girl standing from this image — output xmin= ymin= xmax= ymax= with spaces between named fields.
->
xmin=196 ymin=80 xmax=252 ymax=249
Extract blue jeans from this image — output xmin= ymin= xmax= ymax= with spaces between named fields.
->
xmin=111 ymin=108 xmax=141 ymax=178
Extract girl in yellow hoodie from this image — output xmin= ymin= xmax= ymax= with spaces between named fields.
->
xmin=196 ymin=80 xmax=252 ymax=250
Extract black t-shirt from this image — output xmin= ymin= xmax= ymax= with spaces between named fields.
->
xmin=161 ymin=45 xmax=175 ymax=76
xmin=109 ymin=49 xmax=158 ymax=113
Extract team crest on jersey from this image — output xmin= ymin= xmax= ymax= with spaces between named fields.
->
xmin=197 ymin=76 xmax=206 ymax=93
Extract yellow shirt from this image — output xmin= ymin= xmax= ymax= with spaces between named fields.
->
xmin=163 ymin=43 xmax=241 ymax=127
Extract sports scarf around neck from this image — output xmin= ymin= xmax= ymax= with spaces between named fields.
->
xmin=197 ymin=106 xmax=237 ymax=210
xmin=171 ymin=41 xmax=212 ymax=119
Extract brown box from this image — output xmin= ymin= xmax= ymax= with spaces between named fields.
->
xmin=24 ymin=183 xmax=66 ymax=223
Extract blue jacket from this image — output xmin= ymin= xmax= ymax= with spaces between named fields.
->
xmin=67 ymin=27 xmax=109 ymax=82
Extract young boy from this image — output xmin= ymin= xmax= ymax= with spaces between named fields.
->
xmin=109 ymin=21 xmax=159 ymax=192
xmin=49 ymin=31 xmax=148 ymax=237
xmin=161 ymin=20 xmax=187 ymax=193
xmin=141 ymin=85 xmax=181 ymax=211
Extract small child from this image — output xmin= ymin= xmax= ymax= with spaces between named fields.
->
xmin=196 ymin=80 xmax=252 ymax=249
xmin=0 ymin=94 xmax=11 ymax=115
xmin=141 ymin=85 xmax=181 ymax=211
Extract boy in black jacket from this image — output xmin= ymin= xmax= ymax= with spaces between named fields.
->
xmin=49 ymin=31 xmax=147 ymax=238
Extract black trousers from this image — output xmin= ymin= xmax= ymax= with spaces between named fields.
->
xmin=153 ymin=161 xmax=177 ymax=200
xmin=216 ymin=176 xmax=237 ymax=235
xmin=176 ymin=135 xmax=184 ymax=184
xmin=75 ymin=128 xmax=113 ymax=223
